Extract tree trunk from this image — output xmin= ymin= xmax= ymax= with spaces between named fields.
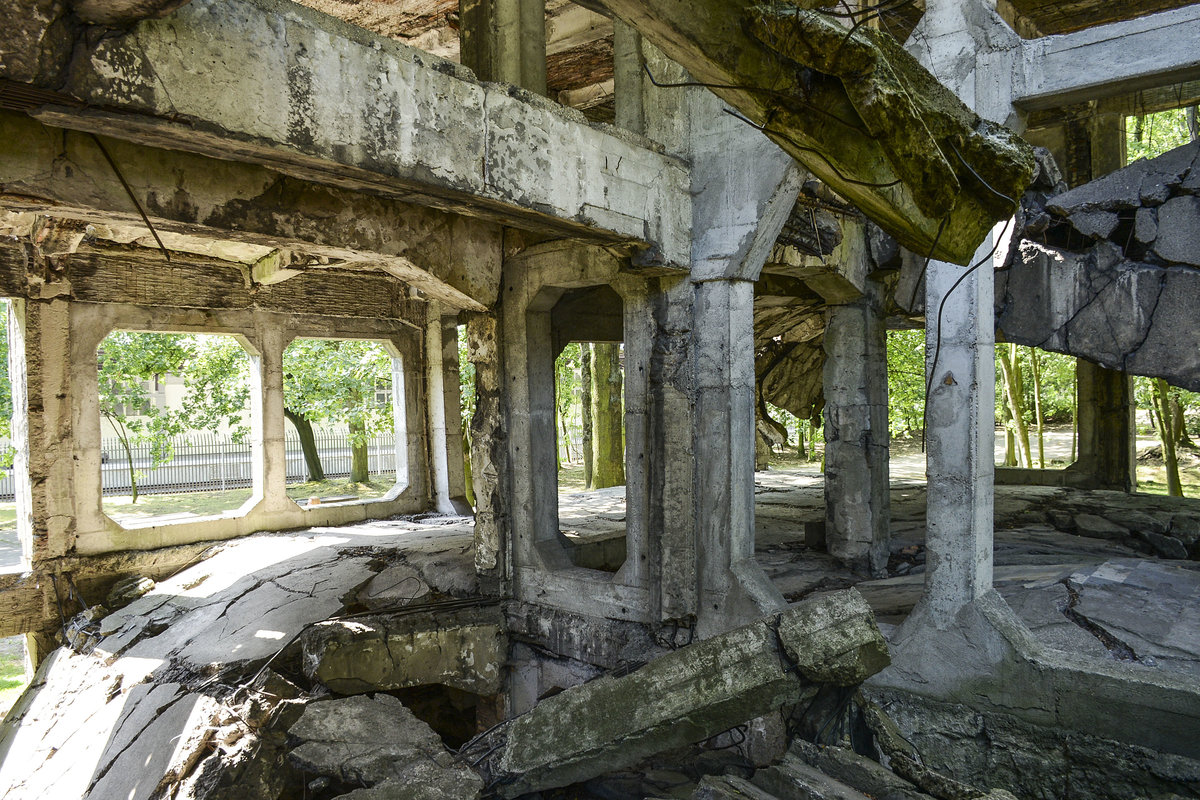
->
xmin=1171 ymin=393 xmax=1194 ymax=448
xmin=1030 ymin=347 xmax=1046 ymax=468
xmin=997 ymin=345 xmax=1032 ymax=468
xmin=581 ymin=344 xmax=594 ymax=489
xmin=1001 ymin=401 xmax=1018 ymax=467
xmin=284 ymin=407 xmax=325 ymax=482
xmin=1152 ymin=378 xmax=1183 ymax=496
xmin=462 ymin=423 xmax=475 ymax=508
xmin=1071 ymin=361 xmax=1078 ymax=463
xmin=107 ymin=413 xmax=140 ymax=503
xmin=591 ymin=342 xmax=625 ymax=489
xmin=349 ymin=417 xmax=369 ymax=483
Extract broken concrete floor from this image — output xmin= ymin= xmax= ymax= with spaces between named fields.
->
xmin=1 ymin=469 xmax=1198 ymax=799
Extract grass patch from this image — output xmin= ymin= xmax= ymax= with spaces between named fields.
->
xmin=103 ymin=489 xmax=254 ymax=520
xmin=285 ymin=478 xmax=392 ymax=503
xmin=100 ymin=477 xmax=397 ymax=522
xmin=0 ymin=637 xmax=27 ymax=722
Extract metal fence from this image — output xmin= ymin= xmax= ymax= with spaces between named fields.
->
xmin=0 ymin=432 xmax=399 ymax=500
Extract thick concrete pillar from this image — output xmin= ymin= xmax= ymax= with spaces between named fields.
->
xmin=694 ymin=278 xmax=784 ymax=635
xmin=426 ymin=308 xmax=471 ymax=515
xmin=459 ymin=0 xmax=547 ymax=94
xmin=1064 ymin=113 xmax=1136 ymax=491
xmin=823 ymin=276 xmax=890 ymax=577
xmin=922 ymin=237 xmax=996 ymax=628
xmin=613 ymin=20 xmax=644 ymax=134
xmin=258 ymin=324 xmax=293 ymax=514
xmin=1071 ymin=359 xmax=1136 ymax=491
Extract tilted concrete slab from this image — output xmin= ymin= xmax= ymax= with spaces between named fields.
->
xmin=482 ymin=590 xmax=889 ymax=797
xmin=3 ymin=0 xmax=690 ymax=274
xmin=301 ymin=604 xmax=506 ymax=696
xmin=596 ymin=0 xmax=1033 ymax=265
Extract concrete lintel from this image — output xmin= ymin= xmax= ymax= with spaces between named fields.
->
xmin=13 ymin=0 xmax=690 ymax=269
xmin=1 ymin=111 xmax=499 ymax=310
xmin=1016 ymin=4 xmax=1200 ymax=111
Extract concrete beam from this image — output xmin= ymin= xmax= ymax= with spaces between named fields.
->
xmin=1016 ymin=5 xmax=1200 ymax=111
xmin=484 ymin=590 xmax=889 ymax=797
xmin=7 ymin=0 xmax=689 ymax=270
xmin=301 ymin=604 xmax=506 ymax=696
xmin=0 ymin=112 xmax=500 ymax=310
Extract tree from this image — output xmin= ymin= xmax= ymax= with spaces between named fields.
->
xmin=581 ymin=344 xmax=594 ymax=487
xmin=886 ymin=330 xmax=926 ymax=441
xmin=590 ymin=342 xmax=625 ymax=489
xmin=97 ymin=331 xmax=192 ymax=502
xmin=458 ymin=326 xmax=476 ymax=507
xmin=283 ymin=339 xmax=393 ymax=484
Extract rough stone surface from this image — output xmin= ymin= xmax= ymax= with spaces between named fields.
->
xmin=1153 ymin=195 xmax=1200 ymax=266
xmin=1074 ymin=514 xmax=1130 ymax=540
xmin=0 ymin=520 xmax=483 ymax=800
xmin=287 ymin=694 xmax=482 ymax=798
xmin=301 ymin=604 xmax=505 ymax=695
xmin=485 ymin=591 xmax=888 ymax=797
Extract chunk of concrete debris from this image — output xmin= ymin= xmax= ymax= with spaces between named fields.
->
xmin=695 ymin=773 xmax=799 ymax=800
xmin=1073 ymin=514 xmax=1129 ymax=541
xmin=1154 ymin=196 xmax=1200 ymax=267
xmin=301 ymin=604 xmax=505 ymax=695
xmin=106 ymin=575 xmax=156 ymax=610
xmin=752 ymin=752 xmax=906 ymax=800
xmin=483 ymin=589 xmax=888 ymax=797
xmin=288 ymin=694 xmax=483 ymax=799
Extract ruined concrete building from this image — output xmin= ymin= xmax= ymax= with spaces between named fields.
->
xmin=1 ymin=0 xmax=1199 ymax=798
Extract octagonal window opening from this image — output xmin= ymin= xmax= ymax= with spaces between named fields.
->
xmin=283 ymin=337 xmax=405 ymax=510
xmin=97 ymin=331 xmax=258 ymax=528
xmin=550 ymin=285 xmax=628 ymax=574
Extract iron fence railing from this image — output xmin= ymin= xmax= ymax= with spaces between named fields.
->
xmin=0 ymin=432 xmax=399 ymax=500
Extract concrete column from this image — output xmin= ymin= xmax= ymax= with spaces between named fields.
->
xmin=922 ymin=236 xmax=996 ymax=628
xmin=823 ymin=277 xmax=890 ymax=577
xmin=1072 ymin=359 xmax=1136 ymax=491
xmin=425 ymin=306 xmax=471 ymax=515
xmin=613 ymin=20 xmax=644 ymax=134
xmin=694 ymin=279 xmax=785 ymax=635
xmin=16 ymin=297 xmax=76 ymax=560
xmin=258 ymin=324 xmax=292 ymax=513
xmin=7 ymin=300 xmax=33 ymax=567
xmin=459 ymin=0 xmax=546 ymax=94
xmin=439 ymin=315 xmax=471 ymax=512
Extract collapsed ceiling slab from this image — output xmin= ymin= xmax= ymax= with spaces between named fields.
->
xmin=595 ymin=0 xmax=1036 ymax=265
xmin=1 ymin=0 xmax=690 ymax=281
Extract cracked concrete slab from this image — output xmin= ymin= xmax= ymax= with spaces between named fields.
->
xmin=0 ymin=517 xmax=481 ymax=800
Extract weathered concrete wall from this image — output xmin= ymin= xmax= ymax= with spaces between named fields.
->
xmin=4 ymin=0 xmax=689 ymax=272
xmin=0 ymin=231 xmax=467 ymax=644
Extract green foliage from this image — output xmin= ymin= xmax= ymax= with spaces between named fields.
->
xmin=98 ymin=331 xmax=193 ymax=467
xmin=180 ymin=337 xmax=252 ymax=442
xmin=1126 ymin=107 xmax=1194 ymax=163
xmin=886 ymin=330 xmax=1079 ymax=441
xmin=282 ymin=339 xmax=394 ymax=446
xmin=458 ymin=326 xmax=475 ymax=432
xmin=887 ymin=330 xmax=926 ymax=439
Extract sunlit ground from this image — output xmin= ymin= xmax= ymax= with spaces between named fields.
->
xmin=0 ymin=636 xmax=26 ymax=722
xmin=97 ymin=478 xmax=396 ymax=522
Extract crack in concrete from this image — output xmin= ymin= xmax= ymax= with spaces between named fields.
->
xmin=84 ymin=689 xmax=187 ymax=793
xmin=1059 ymin=579 xmax=1141 ymax=663
xmin=1120 ymin=269 xmax=1167 ymax=374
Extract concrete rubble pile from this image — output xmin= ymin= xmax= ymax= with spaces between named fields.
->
xmin=999 ymin=139 xmax=1200 ymax=390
